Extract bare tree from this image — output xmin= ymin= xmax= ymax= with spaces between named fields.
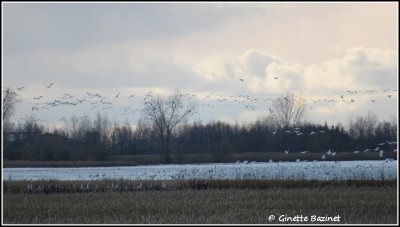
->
xmin=3 ymin=87 xmax=20 ymax=132
xmin=270 ymin=93 xmax=307 ymax=128
xmin=3 ymin=87 xmax=20 ymax=120
xmin=112 ymin=120 xmax=134 ymax=155
xmin=142 ymin=91 xmax=197 ymax=163
xmin=348 ymin=111 xmax=378 ymax=139
xmin=93 ymin=111 xmax=112 ymax=160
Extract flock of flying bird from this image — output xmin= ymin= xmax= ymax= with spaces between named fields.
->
xmin=12 ymin=79 xmax=398 ymax=126
xmin=10 ymin=80 xmax=398 ymax=159
xmin=271 ymin=124 xmax=398 ymax=158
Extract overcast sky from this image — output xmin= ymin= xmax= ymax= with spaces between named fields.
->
xmin=2 ymin=2 xmax=398 ymax=129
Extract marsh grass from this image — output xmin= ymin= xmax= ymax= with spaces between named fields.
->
xmin=3 ymin=186 xmax=397 ymax=224
xmin=3 ymin=178 xmax=396 ymax=194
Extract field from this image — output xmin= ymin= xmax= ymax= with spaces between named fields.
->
xmin=3 ymin=160 xmax=397 ymax=181
xmin=3 ymin=182 xmax=397 ymax=224
xmin=3 ymin=159 xmax=398 ymax=224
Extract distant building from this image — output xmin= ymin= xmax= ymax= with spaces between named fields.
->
xmin=4 ymin=132 xmax=32 ymax=142
xmin=4 ymin=132 xmax=72 ymax=145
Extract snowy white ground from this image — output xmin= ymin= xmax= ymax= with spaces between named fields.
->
xmin=3 ymin=160 xmax=397 ymax=181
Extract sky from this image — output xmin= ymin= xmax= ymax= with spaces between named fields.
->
xmin=2 ymin=2 xmax=398 ymax=130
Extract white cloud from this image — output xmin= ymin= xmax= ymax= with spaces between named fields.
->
xmin=167 ymin=47 xmax=397 ymax=123
xmin=340 ymin=47 xmax=397 ymax=87
xmin=172 ymin=52 xmax=236 ymax=81
xmin=240 ymin=49 xmax=283 ymax=78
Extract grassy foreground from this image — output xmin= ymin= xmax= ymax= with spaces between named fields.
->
xmin=3 ymin=185 xmax=397 ymax=224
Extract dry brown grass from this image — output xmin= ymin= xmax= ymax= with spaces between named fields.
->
xmin=3 ymin=186 xmax=397 ymax=224
xmin=3 ymin=179 xmax=396 ymax=194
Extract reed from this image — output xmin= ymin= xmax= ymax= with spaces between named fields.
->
xmin=3 ymin=178 xmax=396 ymax=194
xmin=3 ymin=186 xmax=397 ymax=224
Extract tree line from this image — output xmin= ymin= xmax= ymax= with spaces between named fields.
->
xmin=2 ymin=89 xmax=398 ymax=163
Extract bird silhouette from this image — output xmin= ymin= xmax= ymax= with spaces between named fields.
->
xmin=46 ymin=83 xmax=54 ymax=88
xmin=326 ymin=149 xmax=332 ymax=156
xmin=239 ymin=78 xmax=244 ymax=82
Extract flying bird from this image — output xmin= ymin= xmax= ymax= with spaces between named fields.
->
xmin=46 ymin=82 xmax=54 ymax=88
xmin=274 ymin=76 xmax=278 ymax=80
xmin=326 ymin=149 xmax=332 ymax=156
xmin=17 ymin=86 xmax=25 ymax=90
xmin=239 ymin=78 xmax=244 ymax=82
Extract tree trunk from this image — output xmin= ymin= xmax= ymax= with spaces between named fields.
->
xmin=164 ymin=130 xmax=171 ymax=164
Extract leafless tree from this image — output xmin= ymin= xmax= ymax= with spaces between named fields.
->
xmin=270 ymin=93 xmax=307 ymax=128
xmin=93 ymin=111 xmax=112 ymax=160
xmin=111 ymin=120 xmax=134 ymax=155
xmin=142 ymin=90 xmax=197 ymax=163
xmin=3 ymin=87 xmax=20 ymax=132
xmin=348 ymin=111 xmax=378 ymax=139
xmin=3 ymin=87 xmax=20 ymax=121
xmin=22 ymin=114 xmax=43 ymax=134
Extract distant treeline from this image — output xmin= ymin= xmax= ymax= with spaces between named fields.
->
xmin=3 ymin=112 xmax=397 ymax=162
